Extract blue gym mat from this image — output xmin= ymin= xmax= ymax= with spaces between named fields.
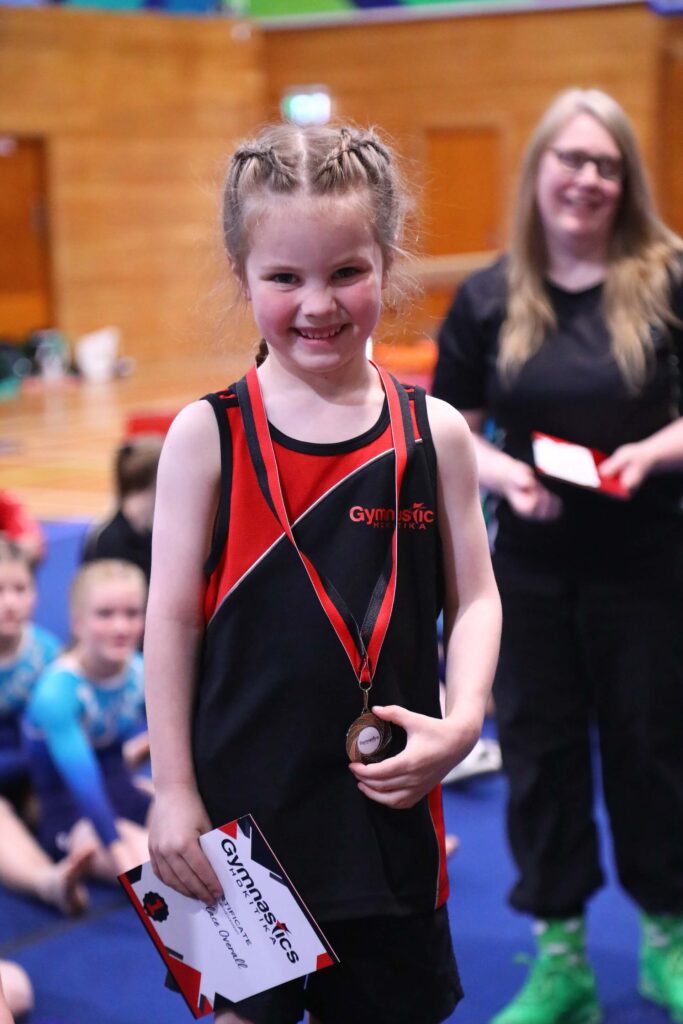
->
xmin=0 ymin=520 xmax=667 ymax=1023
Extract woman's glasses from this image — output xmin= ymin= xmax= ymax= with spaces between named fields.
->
xmin=549 ymin=147 xmax=624 ymax=183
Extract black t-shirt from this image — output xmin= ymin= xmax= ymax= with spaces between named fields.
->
xmin=432 ymin=256 xmax=683 ymax=564
xmin=82 ymin=510 xmax=152 ymax=583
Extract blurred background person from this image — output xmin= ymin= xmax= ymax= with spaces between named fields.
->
xmin=0 ymin=537 xmax=93 ymax=915
xmin=82 ymin=435 xmax=163 ymax=585
xmin=25 ymin=560 xmax=150 ymax=884
xmin=433 ymin=87 xmax=683 ymax=1024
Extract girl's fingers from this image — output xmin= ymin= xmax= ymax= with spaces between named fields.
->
xmin=151 ymin=854 xmax=192 ymax=896
xmin=183 ymin=844 xmax=223 ymax=901
xmin=351 ymin=769 xmax=412 ymax=792
xmin=356 ymin=782 xmax=415 ymax=808
xmin=161 ymin=853 xmax=219 ymax=904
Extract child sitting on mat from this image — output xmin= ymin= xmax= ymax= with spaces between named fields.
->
xmin=25 ymin=560 xmax=150 ymax=882
xmin=0 ymin=537 xmax=94 ymax=915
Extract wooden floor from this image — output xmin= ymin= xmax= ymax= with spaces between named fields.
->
xmin=0 ymin=353 xmax=251 ymax=520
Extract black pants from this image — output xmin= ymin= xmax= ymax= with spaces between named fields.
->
xmin=493 ymin=542 xmax=683 ymax=920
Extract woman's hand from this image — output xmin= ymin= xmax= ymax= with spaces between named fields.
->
xmin=599 ymin=441 xmax=655 ymax=495
xmin=502 ymin=460 xmax=563 ymax=520
xmin=348 ymin=704 xmax=481 ymax=810
xmin=148 ymin=783 xmax=223 ymax=904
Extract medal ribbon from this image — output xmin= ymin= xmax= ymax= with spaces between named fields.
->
xmin=236 ymin=363 xmax=414 ymax=688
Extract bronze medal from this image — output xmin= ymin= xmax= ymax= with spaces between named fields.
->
xmin=345 ymin=711 xmax=392 ymax=764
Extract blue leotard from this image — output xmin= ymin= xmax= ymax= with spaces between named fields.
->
xmin=0 ymin=624 xmax=61 ymax=788
xmin=25 ymin=655 xmax=146 ymax=848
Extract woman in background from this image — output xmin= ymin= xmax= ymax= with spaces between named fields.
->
xmin=433 ymin=88 xmax=683 ymax=1024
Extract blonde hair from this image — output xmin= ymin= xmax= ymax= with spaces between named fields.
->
xmin=70 ymin=560 xmax=147 ymax=617
xmin=501 ymin=87 xmax=683 ymax=389
xmin=222 ymin=122 xmax=412 ymax=309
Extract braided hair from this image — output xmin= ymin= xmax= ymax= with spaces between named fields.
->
xmin=222 ymin=123 xmax=410 ymax=287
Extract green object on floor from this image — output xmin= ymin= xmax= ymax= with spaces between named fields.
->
xmin=639 ymin=913 xmax=683 ymax=1022
xmin=490 ymin=918 xmax=602 ymax=1024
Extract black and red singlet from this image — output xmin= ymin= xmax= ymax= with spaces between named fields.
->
xmin=194 ymin=374 xmax=449 ymax=922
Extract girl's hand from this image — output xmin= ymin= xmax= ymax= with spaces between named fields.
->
xmin=599 ymin=441 xmax=655 ymax=495
xmin=348 ymin=704 xmax=481 ymax=810
xmin=148 ymin=784 xmax=223 ymax=904
xmin=503 ymin=460 xmax=563 ymax=521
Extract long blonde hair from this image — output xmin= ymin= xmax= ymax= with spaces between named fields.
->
xmin=500 ymin=88 xmax=683 ymax=389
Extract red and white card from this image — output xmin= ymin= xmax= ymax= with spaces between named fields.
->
xmin=532 ymin=431 xmax=630 ymax=499
xmin=120 ymin=815 xmax=338 ymax=1018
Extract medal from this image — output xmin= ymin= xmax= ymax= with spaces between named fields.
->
xmin=345 ymin=713 xmax=391 ymax=764
xmin=236 ymin=363 xmax=415 ymax=765
xmin=345 ymin=681 xmax=392 ymax=764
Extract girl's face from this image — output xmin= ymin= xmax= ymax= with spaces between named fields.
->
xmin=72 ymin=578 xmax=145 ymax=670
xmin=535 ymin=112 xmax=623 ymax=258
xmin=0 ymin=561 xmax=35 ymax=643
xmin=243 ymin=193 xmax=385 ymax=378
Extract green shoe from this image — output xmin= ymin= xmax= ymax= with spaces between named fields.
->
xmin=639 ymin=914 xmax=683 ymax=1022
xmin=490 ymin=919 xmax=602 ymax=1024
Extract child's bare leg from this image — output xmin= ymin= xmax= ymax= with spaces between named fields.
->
xmin=0 ymin=797 xmax=92 ymax=915
xmin=0 ymin=959 xmax=34 ymax=1019
xmin=134 ymin=774 xmax=154 ymax=797
xmin=69 ymin=817 xmax=148 ymax=882
xmin=116 ymin=818 xmax=149 ymax=868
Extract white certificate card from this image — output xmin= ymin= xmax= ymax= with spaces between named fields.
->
xmin=120 ymin=815 xmax=338 ymax=1018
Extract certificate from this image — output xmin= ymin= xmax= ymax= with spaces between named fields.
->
xmin=532 ymin=431 xmax=630 ymax=499
xmin=119 ymin=815 xmax=338 ymax=1018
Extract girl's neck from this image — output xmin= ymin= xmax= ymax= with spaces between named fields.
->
xmin=0 ymin=628 xmax=25 ymax=663
xmin=545 ymin=240 xmax=609 ymax=292
xmin=71 ymin=646 xmax=127 ymax=682
xmin=257 ymin=354 xmax=385 ymax=444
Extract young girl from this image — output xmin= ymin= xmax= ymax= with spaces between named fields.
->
xmin=145 ymin=123 xmax=502 ymax=1024
xmin=25 ymin=559 xmax=150 ymax=882
xmin=0 ymin=537 xmax=94 ymax=915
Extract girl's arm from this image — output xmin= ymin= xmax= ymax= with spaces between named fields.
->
xmin=144 ymin=400 xmax=224 ymax=904
xmin=28 ymin=670 xmax=123 ymax=852
xmin=350 ymin=398 xmax=502 ymax=808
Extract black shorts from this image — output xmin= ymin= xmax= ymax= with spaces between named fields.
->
xmin=212 ymin=905 xmax=463 ymax=1024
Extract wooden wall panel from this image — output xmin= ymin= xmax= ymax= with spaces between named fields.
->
xmin=1 ymin=5 xmax=680 ymax=363
xmin=0 ymin=8 xmax=267 ymax=364
xmin=658 ymin=21 xmax=683 ymax=238
xmin=0 ymin=138 xmax=52 ymax=334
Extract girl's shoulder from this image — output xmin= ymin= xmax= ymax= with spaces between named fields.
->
xmin=157 ymin=398 xmax=223 ymax=485
xmin=26 ymin=623 xmax=62 ymax=665
xmin=128 ymin=652 xmax=144 ymax=688
xmin=28 ymin=659 xmax=82 ymax=724
xmin=424 ymin=395 xmax=474 ymax=444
